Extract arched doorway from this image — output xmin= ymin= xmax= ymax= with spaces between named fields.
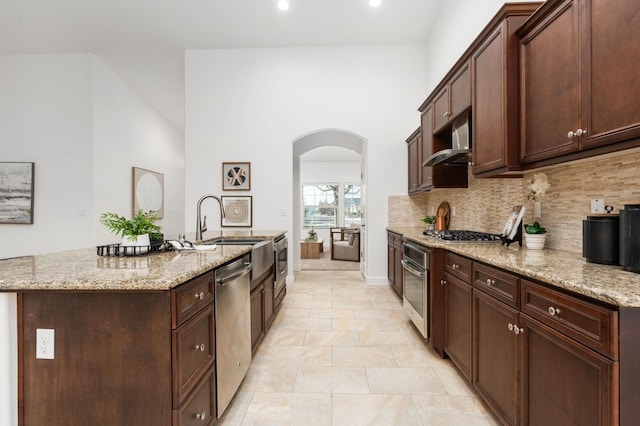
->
xmin=292 ymin=129 xmax=368 ymax=275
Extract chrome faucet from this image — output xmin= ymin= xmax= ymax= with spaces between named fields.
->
xmin=196 ymin=195 xmax=226 ymax=241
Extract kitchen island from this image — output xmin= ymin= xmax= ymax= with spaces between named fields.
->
xmin=0 ymin=230 xmax=286 ymax=426
xmin=388 ymin=226 xmax=640 ymax=426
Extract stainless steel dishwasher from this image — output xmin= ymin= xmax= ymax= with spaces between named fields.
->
xmin=214 ymin=254 xmax=252 ymax=417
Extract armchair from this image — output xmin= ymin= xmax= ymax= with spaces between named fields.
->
xmin=330 ymin=226 xmax=360 ymax=262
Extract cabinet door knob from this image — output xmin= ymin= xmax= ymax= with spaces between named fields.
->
xmin=196 ymin=411 xmax=207 ymax=420
xmin=440 ymin=279 xmax=447 ymax=285
xmin=548 ymin=306 xmax=561 ymax=316
xmin=195 ymin=292 xmax=205 ymax=300
xmin=195 ymin=343 xmax=205 ymax=352
xmin=575 ymin=128 xmax=586 ymax=137
xmin=514 ymin=326 xmax=523 ymax=335
xmin=508 ymin=323 xmax=514 ymax=331
xmin=486 ymin=278 xmax=495 ymax=286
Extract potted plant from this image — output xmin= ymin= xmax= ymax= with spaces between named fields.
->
xmin=524 ymin=221 xmax=546 ymax=250
xmin=422 ymin=215 xmax=437 ymax=231
xmin=100 ymin=210 xmax=162 ymax=253
xmin=305 ymin=225 xmax=318 ymax=241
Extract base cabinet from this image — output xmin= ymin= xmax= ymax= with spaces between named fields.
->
xmin=387 ymin=231 xmax=403 ymax=298
xmin=250 ymin=269 xmax=276 ymax=353
xmin=444 ymin=271 xmax=473 ymax=381
xmin=520 ymin=315 xmax=617 ymax=426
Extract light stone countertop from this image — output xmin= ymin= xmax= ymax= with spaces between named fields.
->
xmin=388 ymin=226 xmax=640 ymax=308
xmin=0 ymin=230 xmax=286 ymax=292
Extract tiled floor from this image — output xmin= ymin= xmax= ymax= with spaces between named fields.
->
xmin=218 ymin=270 xmax=499 ymax=425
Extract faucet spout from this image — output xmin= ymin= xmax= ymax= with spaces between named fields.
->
xmin=196 ymin=195 xmax=226 ymax=241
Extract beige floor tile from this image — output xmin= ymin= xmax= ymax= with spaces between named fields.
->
xmin=294 ymin=366 xmax=369 ymax=393
xmin=331 ymin=299 xmax=374 ymax=309
xmin=366 ymin=366 xmax=446 ymax=395
xmin=352 ymin=307 xmax=403 ymax=320
xmin=392 ymin=345 xmax=447 ymax=368
xmin=332 ymin=346 xmax=398 ymax=367
xmin=358 ymin=330 xmax=425 ymax=347
xmin=332 ymin=317 xmax=382 ymax=331
xmin=274 ymin=307 xmax=311 ymax=319
xmin=309 ymin=308 xmax=354 ymax=318
xmin=260 ymin=330 xmax=306 ymax=346
xmin=303 ymin=330 xmax=360 ymax=347
xmin=240 ymin=392 xmax=332 ymax=426
xmin=281 ymin=299 xmax=332 ymax=309
xmin=240 ymin=365 xmax=298 ymax=393
xmin=278 ymin=317 xmax=332 ymax=331
xmin=252 ymin=345 xmax=331 ymax=366
xmin=432 ymin=363 xmax=477 ymax=396
xmin=217 ymin=391 xmax=253 ymax=426
xmin=332 ymin=394 xmax=423 ymax=426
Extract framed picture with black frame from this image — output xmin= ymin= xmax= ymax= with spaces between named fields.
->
xmin=221 ymin=196 xmax=252 ymax=227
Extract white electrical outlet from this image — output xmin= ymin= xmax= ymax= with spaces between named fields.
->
xmin=591 ymin=199 xmax=605 ymax=214
xmin=36 ymin=328 xmax=55 ymax=359
xmin=452 ymin=206 xmax=456 ymax=216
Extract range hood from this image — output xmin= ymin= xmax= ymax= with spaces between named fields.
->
xmin=423 ymin=149 xmax=470 ymax=167
xmin=423 ymin=115 xmax=471 ymax=167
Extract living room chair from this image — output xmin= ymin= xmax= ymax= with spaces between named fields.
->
xmin=330 ymin=226 xmax=360 ymax=262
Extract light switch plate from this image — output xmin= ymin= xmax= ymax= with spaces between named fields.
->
xmin=591 ymin=199 xmax=605 ymax=214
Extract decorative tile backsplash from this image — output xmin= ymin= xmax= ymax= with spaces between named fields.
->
xmin=389 ymin=148 xmax=640 ymax=254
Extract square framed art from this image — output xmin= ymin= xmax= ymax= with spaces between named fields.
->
xmin=0 ymin=162 xmax=35 ymax=224
xmin=132 ymin=167 xmax=164 ymax=218
xmin=221 ymin=196 xmax=252 ymax=227
xmin=222 ymin=162 xmax=251 ymax=191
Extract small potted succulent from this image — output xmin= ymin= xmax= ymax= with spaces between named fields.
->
xmin=100 ymin=210 xmax=162 ymax=253
xmin=422 ymin=215 xmax=437 ymax=231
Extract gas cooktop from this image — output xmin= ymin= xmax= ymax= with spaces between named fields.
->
xmin=422 ymin=229 xmax=501 ymax=242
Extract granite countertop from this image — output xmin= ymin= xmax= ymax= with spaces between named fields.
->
xmin=0 ymin=230 xmax=286 ymax=292
xmin=388 ymin=226 xmax=640 ymax=308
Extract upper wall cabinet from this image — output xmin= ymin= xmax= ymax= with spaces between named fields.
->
xmin=433 ymin=63 xmax=471 ymax=133
xmin=518 ymin=0 xmax=640 ymax=166
xmin=406 ymin=127 xmax=422 ymax=194
xmin=471 ymin=3 xmax=541 ymax=177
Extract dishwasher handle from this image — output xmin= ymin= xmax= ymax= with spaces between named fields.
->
xmin=216 ymin=262 xmax=252 ymax=286
xmin=401 ymin=259 xmax=424 ymax=278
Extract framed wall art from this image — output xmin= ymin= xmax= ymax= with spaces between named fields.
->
xmin=0 ymin=162 xmax=35 ymax=224
xmin=132 ymin=167 xmax=164 ymax=218
xmin=222 ymin=162 xmax=251 ymax=191
xmin=221 ymin=196 xmax=252 ymax=227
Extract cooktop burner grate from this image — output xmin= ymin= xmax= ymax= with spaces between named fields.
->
xmin=422 ymin=229 xmax=501 ymax=242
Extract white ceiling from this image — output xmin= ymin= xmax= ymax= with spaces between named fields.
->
xmin=0 ymin=0 xmax=443 ymax=131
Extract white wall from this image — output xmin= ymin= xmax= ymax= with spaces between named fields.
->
xmin=0 ymin=53 xmax=184 ymax=426
xmin=185 ymin=45 xmax=427 ymax=280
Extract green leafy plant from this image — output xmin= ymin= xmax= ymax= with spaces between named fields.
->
xmin=422 ymin=215 xmax=436 ymax=225
xmin=524 ymin=222 xmax=546 ymax=234
xmin=100 ymin=210 xmax=162 ymax=240
xmin=306 ymin=225 xmax=318 ymax=241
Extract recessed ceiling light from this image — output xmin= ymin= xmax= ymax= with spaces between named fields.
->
xmin=277 ymin=0 xmax=289 ymax=11
xmin=369 ymin=0 xmax=382 ymax=7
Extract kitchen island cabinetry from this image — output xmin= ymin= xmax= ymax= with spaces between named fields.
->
xmin=471 ymin=3 xmax=540 ymax=176
xmin=387 ymin=231 xmax=403 ymax=298
xmin=518 ymin=0 xmax=640 ymax=166
xmin=250 ymin=268 xmax=275 ymax=353
xmin=20 ymin=270 xmax=218 ymax=426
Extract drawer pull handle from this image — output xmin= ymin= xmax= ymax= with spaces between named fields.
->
xmin=486 ymin=278 xmax=495 ymax=286
xmin=195 ymin=292 xmax=205 ymax=300
xmin=196 ymin=411 xmax=207 ymax=420
xmin=548 ymin=306 xmax=561 ymax=316
xmin=195 ymin=343 xmax=205 ymax=352
xmin=452 ymin=264 xmax=458 ymax=270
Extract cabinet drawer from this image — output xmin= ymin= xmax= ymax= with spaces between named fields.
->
xmin=174 ymin=368 xmax=216 ymax=426
xmin=172 ymin=307 xmax=215 ymax=405
xmin=172 ymin=271 xmax=214 ymax=328
xmin=445 ymin=252 xmax=472 ymax=283
xmin=472 ymin=262 xmax=519 ymax=308
xmin=521 ymin=279 xmax=618 ymax=359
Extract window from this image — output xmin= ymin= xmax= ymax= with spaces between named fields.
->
xmin=302 ymin=184 xmax=338 ymax=227
xmin=302 ymin=184 xmax=362 ymax=228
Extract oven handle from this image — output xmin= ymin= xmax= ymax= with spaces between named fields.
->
xmin=401 ymin=259 xmax=424 ymax=278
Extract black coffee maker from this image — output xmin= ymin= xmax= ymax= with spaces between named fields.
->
xmin=620 ymin=204 xmax=640 ymax=273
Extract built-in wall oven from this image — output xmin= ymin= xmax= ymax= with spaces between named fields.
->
xmin=401 ymin=242 xmax=429 ymax=339
xmin=273 ymin=235 xmax=288 ymax=308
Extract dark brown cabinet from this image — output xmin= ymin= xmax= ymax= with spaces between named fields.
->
xmin=406 ymin=128 xmax=422 ymax=194
xmin=444 ymin=270 xmax=473 ymax=381
xmin=420 ymin=106 xmax=434 ymax=190
xmin=429 ymin=248 xmax=446 ymax=357
xmin=518 ymin=0 xmax=640 ymax=166
xmin=471 ymin=4 xmax=540 ymax=176
xmin=387 ymin=231 xmax=403 ymax=298
xmin=250 ymin=269 xmax=276 ymax=353
xmin=433 ymin=63 xmax=471 ymax=132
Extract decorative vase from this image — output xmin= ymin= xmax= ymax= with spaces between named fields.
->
xmin=121 ymin=233 xmax=150 ymax=255
xmin=427 ymin=224 xmax=435 ymax=231
xmin=524 ymin=233 xmax=546 ymax=250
